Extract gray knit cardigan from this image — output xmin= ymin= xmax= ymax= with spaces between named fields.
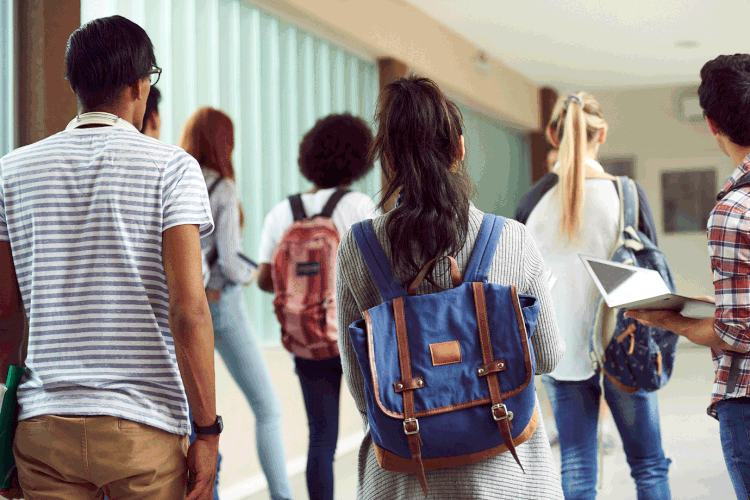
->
xmin=335 ymin=205 xmax=566 ymax=500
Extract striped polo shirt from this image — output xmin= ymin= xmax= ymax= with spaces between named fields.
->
xmin=0 ymin=126 xmax=213 ymax=436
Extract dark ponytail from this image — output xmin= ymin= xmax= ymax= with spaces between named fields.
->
xmin=372 ymin=76 xmax=472 ymax=284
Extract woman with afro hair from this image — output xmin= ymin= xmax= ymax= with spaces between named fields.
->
xmin=257 ymin=113 xmax=379 ymax=500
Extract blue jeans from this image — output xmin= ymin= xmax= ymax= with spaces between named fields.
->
xmin=542 ymin=374 xmax=671 ymax=500
xmin=717 ymin=397 xmax=750 ymax=500
xmin=206 ymin=284 xmax=294 ymax=500
xmin=294 ymin=356 xmax=342 ymax=500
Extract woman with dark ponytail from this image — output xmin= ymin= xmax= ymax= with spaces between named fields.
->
xmin=336 ymin=76 xmax=565 ymax=499
xmin=515 ymin=93 xmax=671 ymax=499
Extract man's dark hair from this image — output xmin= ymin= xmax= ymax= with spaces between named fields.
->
xmin=698 ymin=54 xmax=750 ymax=146
xmin=298 ymin=113 xmax=374 ymax=189
xmin=140 ymin=87 xmax=161 ymax=133
xmin=65 ymin=15 xmax=157 ymax=110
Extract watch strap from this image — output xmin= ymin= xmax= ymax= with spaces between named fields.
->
xmin=192 ymin=415 xmax=223 ymax=435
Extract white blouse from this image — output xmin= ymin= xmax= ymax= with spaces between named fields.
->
xmin=525 ymin=158 xmax=619 ymax=381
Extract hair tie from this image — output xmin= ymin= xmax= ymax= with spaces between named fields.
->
xmin=565 ymin=93 xmax=583 ymax=109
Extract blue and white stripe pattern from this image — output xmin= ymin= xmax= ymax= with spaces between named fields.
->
xmin=201 ymin=168 xmax=255 ymax=291
xmin=0 ymin=127 xmax=213 ymax=436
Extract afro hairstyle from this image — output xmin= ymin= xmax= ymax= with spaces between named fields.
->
xmin=298 ymin=113 xmax=374 ymax=188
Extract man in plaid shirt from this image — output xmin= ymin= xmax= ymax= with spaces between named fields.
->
xmin=627 ymin=54 xmax=750 ymax=499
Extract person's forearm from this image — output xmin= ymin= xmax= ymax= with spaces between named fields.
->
xmin=625 ymin=309 xmax=744 ymax=353
xmin=170 ymin=303 xmax=217 ymax=427
xmin=257 ymin=264 xmax=274 ymax=293
xmin=673 ymin=317 xmax=743 ymax=352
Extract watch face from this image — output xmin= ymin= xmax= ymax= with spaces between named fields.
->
xmin=216 ymin=415 xmax=223 ymax=433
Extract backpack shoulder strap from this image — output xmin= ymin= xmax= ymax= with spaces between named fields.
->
xmin=289 ymin=194 xmax=307 ymax=221
xmin=319 ymin=189 xmax=349 ymax=218
xmin=351 ymin=219 xmax=406 ymax=301
xmin=207 ymin=177 xmax=224 ymax=199
xmin=514 ymin=173 xmax=558 ymax=224
xmin=203 ymin=178 xmax=225 ymax=272
xmin=463 ymin=214 xmax=506 ymax=283
xmin=617 ymin=175 xmax=639 ymax=229
xmin=615 ymin=177 xmax=645 ymax=252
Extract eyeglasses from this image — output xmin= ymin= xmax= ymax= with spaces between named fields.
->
xmin=149 ymin=67 xmax=162 ymax=86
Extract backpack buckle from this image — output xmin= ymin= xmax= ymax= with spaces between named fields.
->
xmin=491 ymin=403 xmax=514 ymax=422
xmin=403 ymin=418 xmax=420 ymax=435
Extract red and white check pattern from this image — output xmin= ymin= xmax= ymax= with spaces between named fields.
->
xmin=707 ymin=155 xmax=750 ymax=418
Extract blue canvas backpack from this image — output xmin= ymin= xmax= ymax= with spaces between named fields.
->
xmin=348 ymin=214 xmax=540 ymax=496
xmin=590 ymin=177 xmax=680 ymax=392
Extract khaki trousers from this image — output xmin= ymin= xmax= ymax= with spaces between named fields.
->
xmin=13 ymin=415 xmax=188 ymax=500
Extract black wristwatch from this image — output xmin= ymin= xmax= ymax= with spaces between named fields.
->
xmin=192 ymin=415 xmax=223 ymax=435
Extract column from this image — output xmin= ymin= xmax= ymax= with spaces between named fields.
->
xmin=377 ymin=57 xmax=409 ymax=212
xmin=18 ymin=0 xmax=80 ymax=146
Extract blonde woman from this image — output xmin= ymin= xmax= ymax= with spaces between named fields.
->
xmin=515 ymin=93 xmax=671 ymax=500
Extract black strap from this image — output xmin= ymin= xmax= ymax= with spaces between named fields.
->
xmin=319 ymin=189 xmax=349 ymax=218
xmin=289 ymin=194 xmax=307 ymax=221
xmin=513 ymin=173 xmax=558 ymax=225
xmin=207 ymin=177 xmax=224 ymax=199
xmin=728 ymin=354 xmax=742 ymax=393
xmin=513 ymin=173 xmax=659 ymax=247
xmin=204 ymin=178 xmax=226 ymax=272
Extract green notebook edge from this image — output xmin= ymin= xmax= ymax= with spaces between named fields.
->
xmin=0 ymin=366 xmax=25 ymax=489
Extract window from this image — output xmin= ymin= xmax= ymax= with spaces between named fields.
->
xmin=81 ymin=0 xmax=381 ymax=342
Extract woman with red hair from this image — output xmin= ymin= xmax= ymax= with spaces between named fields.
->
xmin=180 ymin=107 xmax=294 ymax=500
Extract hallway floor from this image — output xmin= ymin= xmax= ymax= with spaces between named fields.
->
xmin=246 ymin=342 xmax=734 ymax=500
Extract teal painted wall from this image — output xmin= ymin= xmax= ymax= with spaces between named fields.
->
xmin=459 ymin=104 xmax=532 ymax=217
xmin=0 ymin=0 xmax=14 ymax=156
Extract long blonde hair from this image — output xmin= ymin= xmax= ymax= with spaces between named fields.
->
xmin=546 ymin=92 xmax=607 ymax=243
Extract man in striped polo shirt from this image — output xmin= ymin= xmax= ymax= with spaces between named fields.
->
xmin=0 ymin=16 xmax=219 ymax=500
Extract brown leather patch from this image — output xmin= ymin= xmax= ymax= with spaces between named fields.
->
xmin=430 ymin=340 xmax=462 ymax=366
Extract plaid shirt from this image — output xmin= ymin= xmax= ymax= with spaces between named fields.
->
xmin=707 ymin=155 xmax=750 ymax=418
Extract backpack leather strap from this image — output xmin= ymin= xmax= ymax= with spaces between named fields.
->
xmin=289 ymin=194 xmax=307 ymax=221
xmin=407 ymin=255 xmax=461 ymax=295
xmin=393 ymin=296 xmax=428 ymax=497
xmin=473 ymin=282 xmax=525 ymax=472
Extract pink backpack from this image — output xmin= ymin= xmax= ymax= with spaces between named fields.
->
xmin=271 ymin=189 xmax=349 ymax=359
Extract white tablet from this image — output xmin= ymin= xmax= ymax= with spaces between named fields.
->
xmin=579 ymin=255 xmax=715 ymax=319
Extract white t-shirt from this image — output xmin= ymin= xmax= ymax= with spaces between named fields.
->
xmin=258 ymin=188 xmax=379 ymax=264
xmin=525 ymin=158 xmax=619 ymax=381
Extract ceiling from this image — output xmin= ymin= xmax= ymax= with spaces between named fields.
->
xmin=404 ymin=0 xmax=750 ymax=90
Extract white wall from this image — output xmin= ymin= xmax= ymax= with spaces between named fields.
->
xmin=594 ymin=85 xmax=735 ymax=297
